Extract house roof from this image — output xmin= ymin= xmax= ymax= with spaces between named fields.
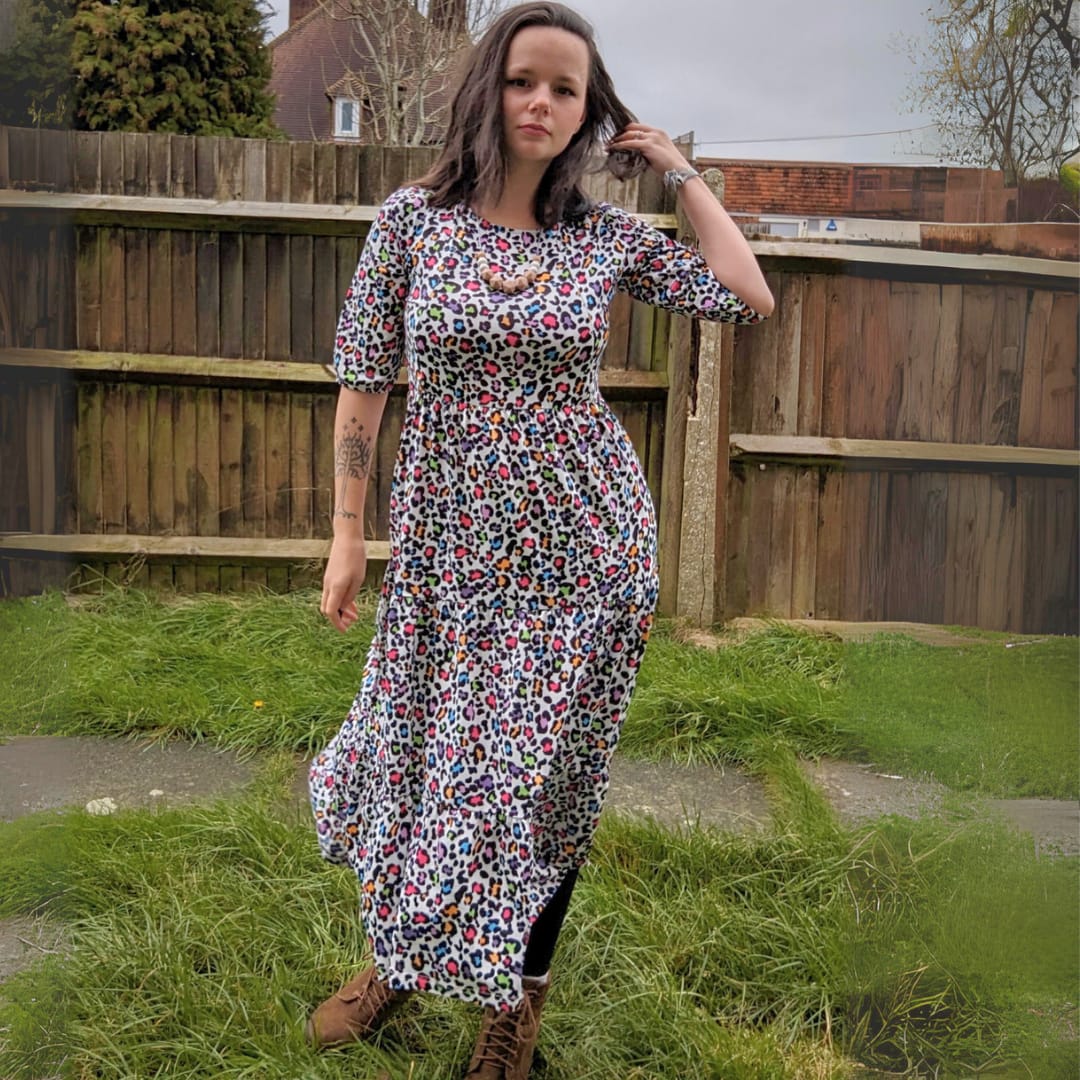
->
xmin=268 ymin=0 xmax=459 ymax=142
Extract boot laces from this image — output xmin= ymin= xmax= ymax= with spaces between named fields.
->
xmin=474 ymin=996 xmax=534 ymax=1070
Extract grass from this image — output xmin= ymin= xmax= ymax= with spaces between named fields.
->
xmin=4 ymin=586 xmax=1074 ymax=798
xmin=0 ymin=754 xmax=1073 ymax=1079
xmin=841 ymin=633 xmax=1079 ymax=798
xmin=0 ymin=585 xmax=1076 ymax=1076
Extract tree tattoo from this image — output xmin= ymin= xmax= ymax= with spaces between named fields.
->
xmin=334 ymin=417 xmax=373 ymax=521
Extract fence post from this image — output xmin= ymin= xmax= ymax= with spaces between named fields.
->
xmin=673 ymin=167 xmax=731 ymax=627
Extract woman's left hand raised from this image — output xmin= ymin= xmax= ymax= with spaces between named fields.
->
xmin=606 ymin=123 xmax=690 ymax=176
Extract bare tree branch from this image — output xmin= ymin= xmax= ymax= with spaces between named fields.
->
xmin=896 ymin=0 xmax=1077 ymax=183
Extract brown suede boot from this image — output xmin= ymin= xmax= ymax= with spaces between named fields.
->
xmin=463 ymin=976 xmax=550 ymax=1079
xmin=305 ymin=965 xmax=412 ymax=1049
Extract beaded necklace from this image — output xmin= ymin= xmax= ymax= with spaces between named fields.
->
xmin=473 ymin=250 xmax=544 ymax=294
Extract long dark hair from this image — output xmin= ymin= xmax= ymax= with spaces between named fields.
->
xmin=415 ymin=2 xmax=647 ymax=228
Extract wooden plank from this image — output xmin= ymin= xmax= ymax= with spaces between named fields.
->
xmin=171 ymin=230 xmax=197 ymax=355
xmin=890 ymin=281 xmax=937 ymax=440
xmin=0 ymin=532 xmax=358 ymax=559
xmin=217 ymin=138 xmax=244 ymax=200
xmin=1042 ymin=291 xmax=1078 ymax=449
xmin=847 ymin=278 xmax=892 ymax=439
xmin=5 ymin=383 xmax=29 ymax=531
xmin=796 ymin=273 xmax=826 ymax=435
xmin=0 ymin=125 xmax=10 ymax=188
xmin=242 ymin=389 xmax=267 ymax=537
xmin=314 ymin=391 xmax=336 ymax=537
xmin=125 ymin=382 xmax=150 ymax=587
xmin=929 ymin=282 xmax=963 ymax=442
xmin=172 ymin=386 xmax=197 ymax=591
xmin=289 ymin=142 xmax=315 ymax=363
xmin=100 ymin=382 xmax=126 ymax=533
xmin=98 ymin=132 xmax=123 ymax=195
xmin=335 ymin=143 xmax=359 ymax=205
xmin=374 ymin=394 xmax=402 ymax=541
xmin=57 ymin=382 xmax=78 ymax=534
xmin=218 ymin=386 xmax=244 ymax=592
xmin=745 ymin=462 xmax=774 ymax=614
xmin=954 ymin=284 xmax=995 ymax=443
xmin=0 ymin=191 xmax=686 ymax=240
xmin=627 ymin=299 xmax=654 ymax=372
xmin=170 ymin=135 xmax=196 ymax=197
xmin=219 ymin=229 xmax=243 ymax=358
xmin=124 ymin=228 xmax=149 ymax=354
xmin=148 ymin=385 xmax=174 ymax=534
xmin=814 ymin=465 xmax=844 ymax=620
xmin=820 ymin=275 xmax=851 ymax=437
xmin=47 ymin=223 xmax=74 ymax=349
xmin=790 ymin=464 xmax=819 ymax=619
xmin=1017 ymin=288 xmax=1052 ymax=446
xmin=728 ymin=434 xmax=1078 ymax=470
xmin=125 ymin=383 xmax=150 ymax=533
xmin=195 ymin=231 xmax=220 ymax=357
xmin=290 ymin=392 xmax=314 ymax=538
xmin=147 ymin=231 xmax=172 ymax=353
xmin=265 ymin=390 xmax=290 ymax=538
xmin=242 ymin=141 xmax=268 ymax=363
xmin=24 ymin=385 xmax=49 ymax=532
xmin=195 ymin=136 xmax=218 ymax=200
xmin=764 ymin=464 xmax=795 ymax=616
xmin=76 ymin=383 xmax=102 ymax=533
xmin=882 ymin=470 xmax=945 ymax=623
xmin=984 ymin=284 xmax=1025 ymax=445
xmin=121 ymin=131 xmax=148 ymax=196
xmin=147 ymin=134 xmax=170 ymax=197
xmin=195 ymin=386 xmax=220 ymax=591
xmin=313 ymin=236 xmax=338 ymax=362
xmin=943 ymin=472 xmax=980 ymax=628
xmin=721 ymin=463 xmax=750 ymax=619
xmin=219 ymin=388 xmax=243 ymax=538
xmin=977 ymin=473 xmax=1023 ymax=631
xmin=100 ymin=228 xmax=130 ymax=351
xmin=265 ymin=234 xmax=291 ymax=361
xmin=72 ymin=131 xmax=100 ymax=193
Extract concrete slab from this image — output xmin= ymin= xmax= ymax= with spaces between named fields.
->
xmin=0 ymin=735 xmax=258 ymax=822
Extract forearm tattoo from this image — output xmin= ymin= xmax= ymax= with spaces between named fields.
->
xmin=334 ymin=416 xmax=373 ymax=521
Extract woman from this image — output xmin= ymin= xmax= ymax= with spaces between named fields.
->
xmin=307 ymin=3 xmax=774 ymax=1076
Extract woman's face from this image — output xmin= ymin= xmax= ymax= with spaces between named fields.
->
xmin=501 ymin=25 xmax=589 ymax=169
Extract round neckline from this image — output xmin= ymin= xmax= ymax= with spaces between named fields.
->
xmin=460 ymin=202 xmax=560 ymax=237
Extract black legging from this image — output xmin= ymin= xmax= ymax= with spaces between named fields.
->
xmin=522 ymin=867 xmax=580 ymax=976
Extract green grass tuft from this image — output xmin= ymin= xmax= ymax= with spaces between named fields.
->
xmin=841 ymin=634 xmax=1079 ymax=798
xmin=620 ymin=622 xmax=846 ymax=770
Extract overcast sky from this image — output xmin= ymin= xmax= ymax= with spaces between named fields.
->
xmin=261 ymin=0 xmax=951 ymax=166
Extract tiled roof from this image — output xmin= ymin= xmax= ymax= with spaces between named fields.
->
xmin=268 ymin=0 xmax=454 ymax=143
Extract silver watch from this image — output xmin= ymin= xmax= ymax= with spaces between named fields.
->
xmin=663 ymin=167 xmax=700 ymax=191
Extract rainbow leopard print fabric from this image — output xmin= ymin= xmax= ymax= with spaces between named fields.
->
xmin=310 ymin=185 xmax=767 ymax=1011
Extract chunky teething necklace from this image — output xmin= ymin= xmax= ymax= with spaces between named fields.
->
xmin=474 ymin=250 xmax=543 ymax=294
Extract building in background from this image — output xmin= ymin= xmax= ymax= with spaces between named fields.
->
xmin=268 ymin=0 xmax=466 ymax=144
xmin=701 ymin=158 xmax=1076 ymax=259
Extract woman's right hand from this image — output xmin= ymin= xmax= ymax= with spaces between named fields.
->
xmin=321 ymin=533 xmax=368 ymax=633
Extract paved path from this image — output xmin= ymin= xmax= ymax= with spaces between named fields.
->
xmin=1 ymin=734 xmax=1076 ymax=987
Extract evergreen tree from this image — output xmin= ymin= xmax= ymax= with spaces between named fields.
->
xmin=0 ymin=0 xmax=75 ymax=128
xmin=70 ymin=0 xmax=279 ymax=135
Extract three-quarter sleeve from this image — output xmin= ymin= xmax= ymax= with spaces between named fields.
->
xmin=333 ymin=186 xmax=422 ymax=393
xmin=605 ymin=204 xmax=767 ymax=324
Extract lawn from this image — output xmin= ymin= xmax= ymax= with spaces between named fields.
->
xmin=0 ymin=585 xmax=1075 ymax=1078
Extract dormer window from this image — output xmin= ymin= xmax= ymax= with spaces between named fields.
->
xmin=334 ymin=96 xmax=361 ymax=138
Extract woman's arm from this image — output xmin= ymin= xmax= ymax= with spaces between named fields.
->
xmin=321 ymin=385 xmax=390 ymax=633
xmin=607 ymin=123 xmax=775 ymax=317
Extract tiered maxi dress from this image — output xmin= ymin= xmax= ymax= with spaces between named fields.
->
xmin=309 ymin=184 xmax=767 ymax=1011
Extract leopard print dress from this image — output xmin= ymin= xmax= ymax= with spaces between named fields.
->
xmin=309 ymin=185 xmax=767 ymax=1011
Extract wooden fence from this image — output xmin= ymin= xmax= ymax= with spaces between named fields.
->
xmin=0 ymin=125 xmax=1076 ymax=633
